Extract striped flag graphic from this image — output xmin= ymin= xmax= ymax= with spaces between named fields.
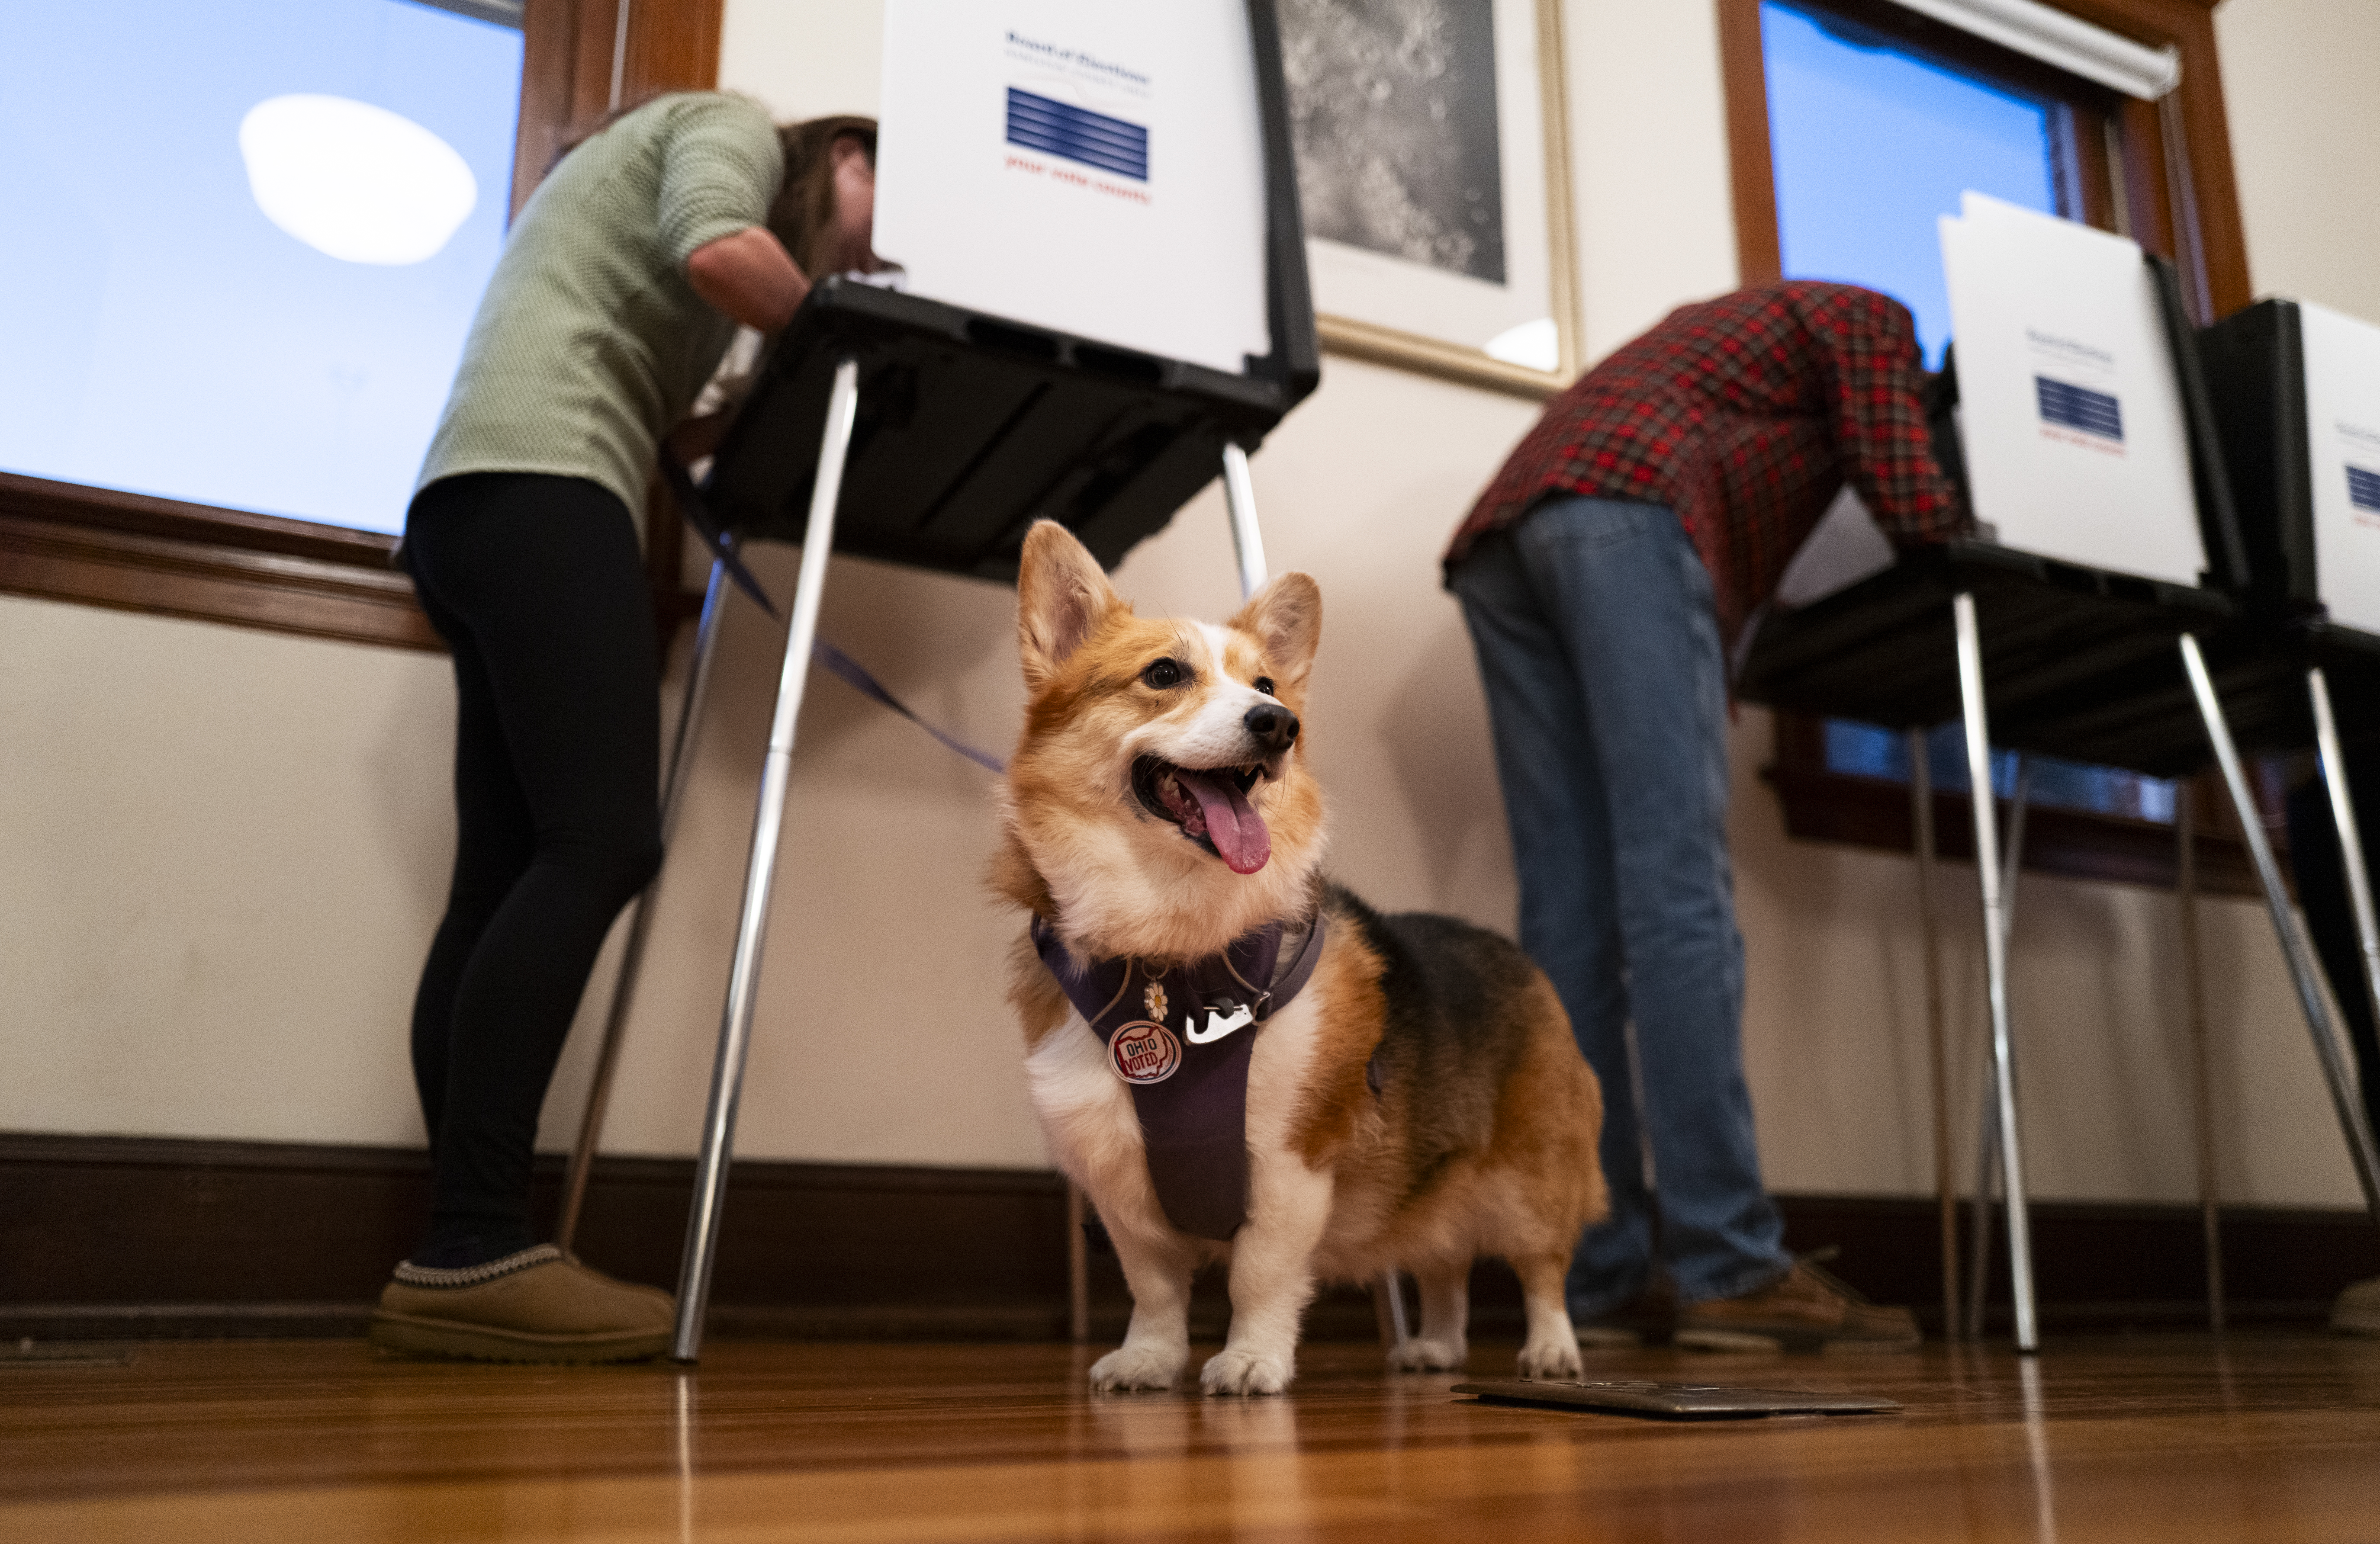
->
xmin=2035 ymin=376 xmax=2124 ymax=442
xmin=2348 ymin=465 xmax=2380 ymax=514
xmin=1005 ymin=88 xmax=1148 ymax=182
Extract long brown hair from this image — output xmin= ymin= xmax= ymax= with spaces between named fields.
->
xmin=768 ymin=115 xmax=877 ymax=279
xmin=556 ymin=98 xmax=877 ymax=278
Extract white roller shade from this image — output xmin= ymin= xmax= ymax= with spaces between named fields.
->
xmin=1890 ymin=0 xmax=2181 ymax=100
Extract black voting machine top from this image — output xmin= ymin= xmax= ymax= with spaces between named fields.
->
xmin=694 ymin=0 xmax=1319 ymax=589
xmin=2191 ymin=299 xmax=2380 ymax=753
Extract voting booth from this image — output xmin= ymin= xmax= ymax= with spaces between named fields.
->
xmin=2193 ymin=299 xmax=2380 ymax=748
xmin=551 ymin=0 xmax=1323 ymax=1361
xmin=696 ymin=1 xmax=1317 ymax=590
xmin=1739 ymin=194 xmax=2380 ymax=1350
xmin=1743 ymin=194 xmax=2245 ymax=773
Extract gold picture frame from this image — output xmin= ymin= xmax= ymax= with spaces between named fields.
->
xmin=1287 ymin=0 xmax=1580 ymax=400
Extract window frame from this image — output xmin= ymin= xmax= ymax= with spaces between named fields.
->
xmin=0 ymin=0 xmax=721 ymax=653
xmin=1717 ymin=0 xmax=2274 ymax=896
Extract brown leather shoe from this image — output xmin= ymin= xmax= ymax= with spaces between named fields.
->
xmin=1674 ymin=1257 xmax=1920 ymax=1353
xmin=2334 ymin=1274 xmax=2380 ymax=1336
xmin=367 ymin=1245 xmax=674 ymax=1364
xmin=1575 ymin=1280 xmax=1678 ymax=1348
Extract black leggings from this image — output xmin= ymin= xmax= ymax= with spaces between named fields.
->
xmin=403 ymin=474 xmax=663 ymax=1253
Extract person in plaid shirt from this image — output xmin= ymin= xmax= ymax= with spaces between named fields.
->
xmin=1446 ymin=281 xmax=1960 ymax=1351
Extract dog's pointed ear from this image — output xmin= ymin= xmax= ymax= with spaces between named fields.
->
xmin=1230 ymin=571 xmax=1321 ymax=691
xmin=1017 ymin=520 xmax=1125 ymax=690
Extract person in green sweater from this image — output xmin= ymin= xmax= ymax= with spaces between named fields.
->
xmin=369 ymin=93 xmax=880 ymax=1364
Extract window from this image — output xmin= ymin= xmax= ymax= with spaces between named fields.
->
xmin=1763 ymin=1 xmax=2061 ymax=367
xmin=1 ymin=0 xmax=524 ymax=539
xmin=0 ymin=0 xmax=722 ymax=651
xmin=1717 ymin=0 xmax=2265 ymax=891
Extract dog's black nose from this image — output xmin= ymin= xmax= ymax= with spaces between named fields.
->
xmin=1244 ymin=702 xmax=1299 ymax=753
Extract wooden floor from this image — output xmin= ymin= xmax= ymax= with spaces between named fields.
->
xmin=4 ymin=1333 xmax=2379 ymax=1541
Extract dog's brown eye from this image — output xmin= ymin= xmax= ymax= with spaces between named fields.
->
xmin=1141 ymin=658 xmax=1185 ymax=689
xmin=1253 ymin=677 xmax=1276 ymax=697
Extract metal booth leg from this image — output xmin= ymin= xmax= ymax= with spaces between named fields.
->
xmin=2311 ymin=667 xmax=2380 ymax=1091
xmin=1908 ymin=729 xmax=1957 ymax=1339
xmin=1953 ymin=591 xmax=2039 ymax=1351
xmin=1220 ymin=440 xmax=1412 ymax=1350
xmin=1963 ymin=1053 xmax=1996 ymax=1343
xmin=556 ymin=557 xmax=734 ymax=1255
xmin=1220 ymin=442 xmax=1269 ymax=602
xmin=1963 ymin=758 xmax=2029 ymax=1340
xmin=2307 ymin=665 xmax=2380 ymax=1215
xmin=2175 ymin=782 xmax=2226 ymax=1330
xmin=2179 ymin=636 xmax=2380 ymax=1226
xmin=671 ymin=356 xmax=863 ymax=1362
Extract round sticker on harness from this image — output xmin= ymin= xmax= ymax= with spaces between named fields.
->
xmin=1107 ymin=1019 xmax=1183 ymax=1085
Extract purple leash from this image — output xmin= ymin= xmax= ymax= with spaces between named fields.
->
xmin=812 ymin=639 xmax=1007 ymax=775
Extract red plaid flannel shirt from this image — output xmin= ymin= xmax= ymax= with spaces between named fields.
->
xmin=1447 ymin=282 xmax=1963 ymax=645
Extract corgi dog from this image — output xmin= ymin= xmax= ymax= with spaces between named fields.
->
xmin=992 ymin=520 xmax=1606 ymax=1395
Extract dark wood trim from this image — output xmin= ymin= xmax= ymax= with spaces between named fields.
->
xmin=1762 ymin=710 xmax=2271 ymax=894
xmin=1779 ymin=1192 xmax=2378 ymax=1334
xmin=10 ymin=0 xmax=722 ymax=654
xmin=0 ymin=473 xmax=440 ymax=652
xmin=2061 ymin=0 xmax=2248 ymax=316
xmin=5 ymin=1133 xmax=2371 ymax=1342
xmin=1717 ymin=0 xmax=1784 ymax=285
xmin=1762 ymin=762 xmax=2266 ymax=895
xmin=512 ymin=0 xmax=724 ymax=216
xmin=513 ymin=0 xmax=590 ymax=216
xmin=0 ymin=1133 xmax=1102 ymax=1342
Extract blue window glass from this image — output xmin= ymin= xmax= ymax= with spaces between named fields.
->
xmin=1760 ymin=1 xmax=2055 ymax=366
xmin=1760 ymin=2 xmax=2175 ymax=824
xmin=1824 ymin=720 xmax=2179 ymax=822
xmin=0 ymin=0 xmax=523 ymax=537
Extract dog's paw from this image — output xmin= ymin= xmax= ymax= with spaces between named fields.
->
xmin=1200 ymin=1345 xmax=1295 ymax=1396
xmin=1387 ymin=1336 xmax=1468 ymax=1373
xmin=1089 ymin=1342 xmax=1187 ymax=1392
xmin=1516 ymin=1335 xmax=1584 ymax=1381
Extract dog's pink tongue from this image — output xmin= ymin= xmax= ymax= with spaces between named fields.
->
xmin=1177 ymin=770 xmax=1270 ymax=875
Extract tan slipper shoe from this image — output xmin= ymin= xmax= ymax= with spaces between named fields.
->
xmin=367 ymin=1245 xmax=674 ymax=1364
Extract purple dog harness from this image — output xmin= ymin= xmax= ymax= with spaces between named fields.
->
xmin=1032 ymin=912 xmax=1328 ymax=1240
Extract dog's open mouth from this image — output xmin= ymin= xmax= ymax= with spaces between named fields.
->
xmin=1131 ymin=755 xmax=1272 ymax=875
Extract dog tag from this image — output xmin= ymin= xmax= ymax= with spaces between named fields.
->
xmin=1107 ymin=1020 xmax=1183 ymax=1085
xmin=1187 ymin=1002 xmax=1256 ymax=1045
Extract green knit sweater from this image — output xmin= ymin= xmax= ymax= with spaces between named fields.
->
xmin=416 ymin=93 xmax=783 ymax=541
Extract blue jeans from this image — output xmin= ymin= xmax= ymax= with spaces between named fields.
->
xmin=1451 ymin=498 xmax=1790 ymax=1314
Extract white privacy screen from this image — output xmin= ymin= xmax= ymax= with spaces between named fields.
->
xmin=872 ymin=0 xmax=1273 ymax=375
xmin=1940 ymin=191 xmax=2203 ymax=588
xmin=2298 ymin=300 xmax=2380 ymax=635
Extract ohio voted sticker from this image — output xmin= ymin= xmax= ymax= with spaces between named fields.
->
xmin=1108 ymin=1020 xmax=1183 ymax=1085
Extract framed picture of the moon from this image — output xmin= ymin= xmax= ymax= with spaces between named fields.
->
xmin=1281 ymin=0 xmax=1579 ymax=395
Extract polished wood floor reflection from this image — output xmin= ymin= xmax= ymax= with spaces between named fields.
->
xmin=3 ymin=1333 xmax=2378 ymax=1541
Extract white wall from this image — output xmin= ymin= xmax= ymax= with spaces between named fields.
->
xmin=2216 ymin=0 xmax=2380 ymax=328
xmin=0 ymin=0 xmax=2367 ymax=1210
